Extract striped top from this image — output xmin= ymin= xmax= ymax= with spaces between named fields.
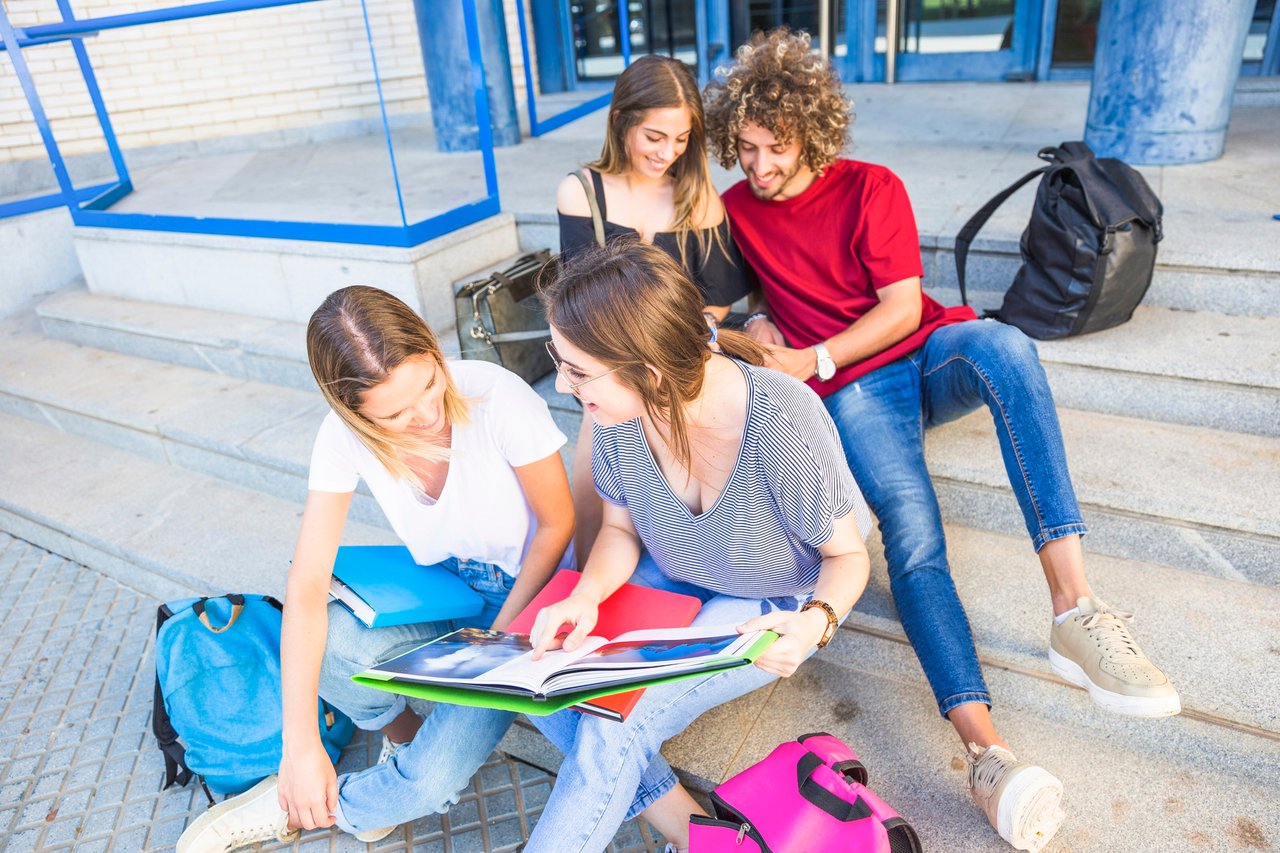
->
xmin=592 ymin=358 xmax=872 ymax=599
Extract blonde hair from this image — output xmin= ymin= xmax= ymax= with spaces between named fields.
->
xmin=704 ymin=28 xmax=852 ymax=174
xmin=539 ymin=239 xmax=764 ymax=469
xmin=590 ymin=55 xmax=726 ymax=271
xmin=306 ymin=286 xmax=469 ymax=482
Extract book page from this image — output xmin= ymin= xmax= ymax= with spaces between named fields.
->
xmin=560 ymin=624 xmax=758 ymax=672
xmin=366 ymin=628 xmax=608 ymax=692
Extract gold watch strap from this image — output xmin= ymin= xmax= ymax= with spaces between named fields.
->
xmin=801 ymin=598 xmax=839 ymax=648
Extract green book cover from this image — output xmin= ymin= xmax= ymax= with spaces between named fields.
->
xmin=352 ymin=628 xmax=778 ymax=716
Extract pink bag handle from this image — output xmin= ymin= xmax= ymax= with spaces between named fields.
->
xmin=798 ymin=731 xmax=869 ymax=786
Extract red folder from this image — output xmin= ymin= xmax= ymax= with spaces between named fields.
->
xmin=508 ymin=569 xmax=702 ymax=721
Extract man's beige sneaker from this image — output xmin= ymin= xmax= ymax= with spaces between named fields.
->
xmin=1049 ymin=596 xmax=1180 ymax=718
xmin=966 ymin=744 xmax=1064 ymax=852
xmin=176 ymin=776 xmax=298 ymax=853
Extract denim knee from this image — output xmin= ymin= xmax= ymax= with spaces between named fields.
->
xmin=965 ymin=319 xmax=1042 ymax=374
xmin=318 ymin=601 xmax=406 ymax=729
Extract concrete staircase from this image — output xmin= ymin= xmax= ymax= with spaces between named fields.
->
xmin=2 ymin=256 xmax=1279 ymax=849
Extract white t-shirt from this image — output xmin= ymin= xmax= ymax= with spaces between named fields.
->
xmin=308 ymin=360 xmax=567 ymax=576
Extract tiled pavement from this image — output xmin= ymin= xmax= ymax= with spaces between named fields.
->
xmin=0 ymin=533 xmax=665 ymax=853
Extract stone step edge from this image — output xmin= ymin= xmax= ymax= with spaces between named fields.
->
xmin=39 ymin=288 xmax=1279 ymax=401
xmin=933 ymin=474 xmax=1280 ymax=547
xmin=2 ymin=371 xmax=1274 ymax=574
xmin=6 ymin=372 xmax=1274 ymax=560
xmin=0 ymin=503 xmax=206 ymax=604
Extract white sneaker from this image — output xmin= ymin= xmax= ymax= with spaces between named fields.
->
xmin=966 ymin=744 xmax=1065 ymax=852
xmin=176 ymin=776 xmax=298 ymax=853
xmin=351 ymin=736 xmax=406 ymax=843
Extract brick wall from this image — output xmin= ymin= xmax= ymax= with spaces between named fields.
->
xmin=0 ymin=0 xmax=538 ymax=166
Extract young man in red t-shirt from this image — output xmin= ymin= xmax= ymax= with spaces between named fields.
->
xmin=706 ymin=29 xmax=1178 ymax=852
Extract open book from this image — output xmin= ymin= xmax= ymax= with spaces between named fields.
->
xmin=353 ymin=624 xmax=776 ymax=715
xmin=505 ymin=569 xmax=703 ymax=722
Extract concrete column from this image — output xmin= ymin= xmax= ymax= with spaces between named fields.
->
xmin=1084 ymin=0 xmax=1253 ymax=165
xmin=413 ymin=0 xmax=521 ymax=152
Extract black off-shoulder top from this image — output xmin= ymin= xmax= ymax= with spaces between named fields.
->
xmin=557 ymin=169 xmax=751 ymax=308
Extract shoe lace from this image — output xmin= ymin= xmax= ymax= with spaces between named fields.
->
xmin=1079 ymin=603 xmax=1141 ymax=660
xmin=967 ymin=744 xmax=1016 ymax=797
xmin=226 ymin=816 xmax=298 ymax=846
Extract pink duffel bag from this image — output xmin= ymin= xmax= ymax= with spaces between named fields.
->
xmin=689 ymin=732 xmax=922 ymax=852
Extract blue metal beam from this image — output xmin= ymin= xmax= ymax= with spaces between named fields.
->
xmin=3 ymin=0 xmax=502 ymax=247
xmin=20 ymin=0 xmax=325 ymax=41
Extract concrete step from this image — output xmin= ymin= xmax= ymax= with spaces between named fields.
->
xmin=37 ymin=284 xmax=319 ymax=392
xmin=925 ymin=406 xmax=1280 ymax=587
xmin=0 ymin=320 xmax=580 ymax=529
xmin=0 ymin=320 xmax=390 ymax=531
xmin=0 ymin=410 xmax=393 ymax=601
xmin=501 ymin=619 xmax=1280 ymax=852
xmin=6 ymin=324 xmax=1277 ymax=587
xmin=851 ymin=523 xmax=1279 ymax=735
xmin=919 ymin=293 xmax=1280 ymax=437
xmin=72 ymin=212 xmax=520 ymax=327
xmin=921 ymin=237 xmax=1280 ymax=319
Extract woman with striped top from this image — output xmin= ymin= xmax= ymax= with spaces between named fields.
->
xmin=523 ymin=239 xmax=874 ymax=853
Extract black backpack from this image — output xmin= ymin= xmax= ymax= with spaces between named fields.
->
xmin=954 ymin=141 xmax=1163 ymax=340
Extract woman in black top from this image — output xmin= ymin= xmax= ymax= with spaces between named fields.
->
xmin=557 ymin=55 xmax=750 ymax=563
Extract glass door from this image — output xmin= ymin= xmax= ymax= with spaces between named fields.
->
xmin=728 ymin=1 xmax=842 ymax=57
xmin=570 ymin=0 xmax=700 ymax=82
xmin=875 ymin=0 xmax=1039 ymax=81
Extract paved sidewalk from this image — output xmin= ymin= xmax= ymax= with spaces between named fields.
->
xmin=0 ymin=533 xmax=665 ymax=853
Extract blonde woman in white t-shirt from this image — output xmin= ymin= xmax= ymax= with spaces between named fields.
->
xmin=178 ymin=285 xmax=573 ymax=853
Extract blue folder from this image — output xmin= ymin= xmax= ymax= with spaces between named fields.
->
xmin=329 ymin=545 xmax=485 ymax=629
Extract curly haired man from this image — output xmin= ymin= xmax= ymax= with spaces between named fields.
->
xmin=705 ymin=28 xmax=1179 ymax=852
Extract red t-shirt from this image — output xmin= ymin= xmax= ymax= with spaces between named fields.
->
xmin=723 ymin=159 xmax=975 ymax=396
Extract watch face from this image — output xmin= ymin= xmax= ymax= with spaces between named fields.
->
xmin=817 ymin=358 xmax=836 ymax=381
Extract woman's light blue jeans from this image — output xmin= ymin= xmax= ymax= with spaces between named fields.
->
xmin=316 ymin=557 xmax=518 ymax=836
xmin=523 ymin=556 xmax=808 ymax=853
xmin=823 ymin=320 xmax=1086 ymax=717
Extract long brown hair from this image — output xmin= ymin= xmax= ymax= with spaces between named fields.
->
xmin=306 ymin=285 xmax=469 ymax=481
xmin=589 ymin=55 xmax=724 ymax=269
xmin=540 ymin=239 xmax=763 ymax=469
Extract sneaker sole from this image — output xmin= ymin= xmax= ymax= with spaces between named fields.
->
xmin=176 ymin=777 xmax=297 ymax=853
xmin=997 ymin=766 xmax=1065 ymax=853
xmin=1049 ymin=648 xmax=1181 ymax=717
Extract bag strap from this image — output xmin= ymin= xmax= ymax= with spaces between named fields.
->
xmin=795 ymin=752 xmax=874 ymax=822
xmin=953 ymin=165 xmax=1048 ymax=307
xmin=797 ymin=732 xmax=868 ymax=785
xmin=571 ymin=170 xmax=606 ymax=247
xmin=152 ymin=603 xmax=190 ymax=789
xmin=192 ymin=593 xmax=247 ymax=633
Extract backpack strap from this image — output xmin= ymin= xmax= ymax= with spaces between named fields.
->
xmin=571 ymin=170 xmax=606 ymax=247
xmin=953 ymin=165 xmax=1048 ymax=307
xmin=152 ymin=603 xmax=194 ymax=792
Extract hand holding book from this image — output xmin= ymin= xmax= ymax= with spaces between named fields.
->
xmin=529 ymin=592 xmax=603 ymax=661
xmin=738 ymin=606 xmax=834 ymax=677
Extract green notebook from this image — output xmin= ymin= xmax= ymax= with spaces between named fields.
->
xmin=352 ymin=625 xmax=778 ymax=716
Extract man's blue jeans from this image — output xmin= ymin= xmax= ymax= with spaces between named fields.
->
xmin=316 ymin=558 xmax=518 ymax=836
xmin=823 ymin=320 xmax=1086 ymax=717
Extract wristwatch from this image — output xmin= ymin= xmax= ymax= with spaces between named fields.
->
xmin=801 ymin=599 xmax=840 ymax=649
xmin=812 ymin=342 xmax=836 ymax=381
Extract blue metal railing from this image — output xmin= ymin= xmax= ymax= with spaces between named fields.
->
xmin=0 ymin=0 xmax=500 ymax=248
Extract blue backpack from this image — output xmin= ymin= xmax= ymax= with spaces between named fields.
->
xmin=152 ymin=594 xmax=354 ymax=800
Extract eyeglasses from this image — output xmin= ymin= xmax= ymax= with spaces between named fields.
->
xmin=545 ymin=341 xmax=621 ymax=392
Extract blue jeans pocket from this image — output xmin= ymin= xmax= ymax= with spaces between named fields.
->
xmin=453 ymin=560 xmax=516 ymax=628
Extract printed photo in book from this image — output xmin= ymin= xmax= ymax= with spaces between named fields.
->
xmin=359 ymin=624 xmax=775 ymax=704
